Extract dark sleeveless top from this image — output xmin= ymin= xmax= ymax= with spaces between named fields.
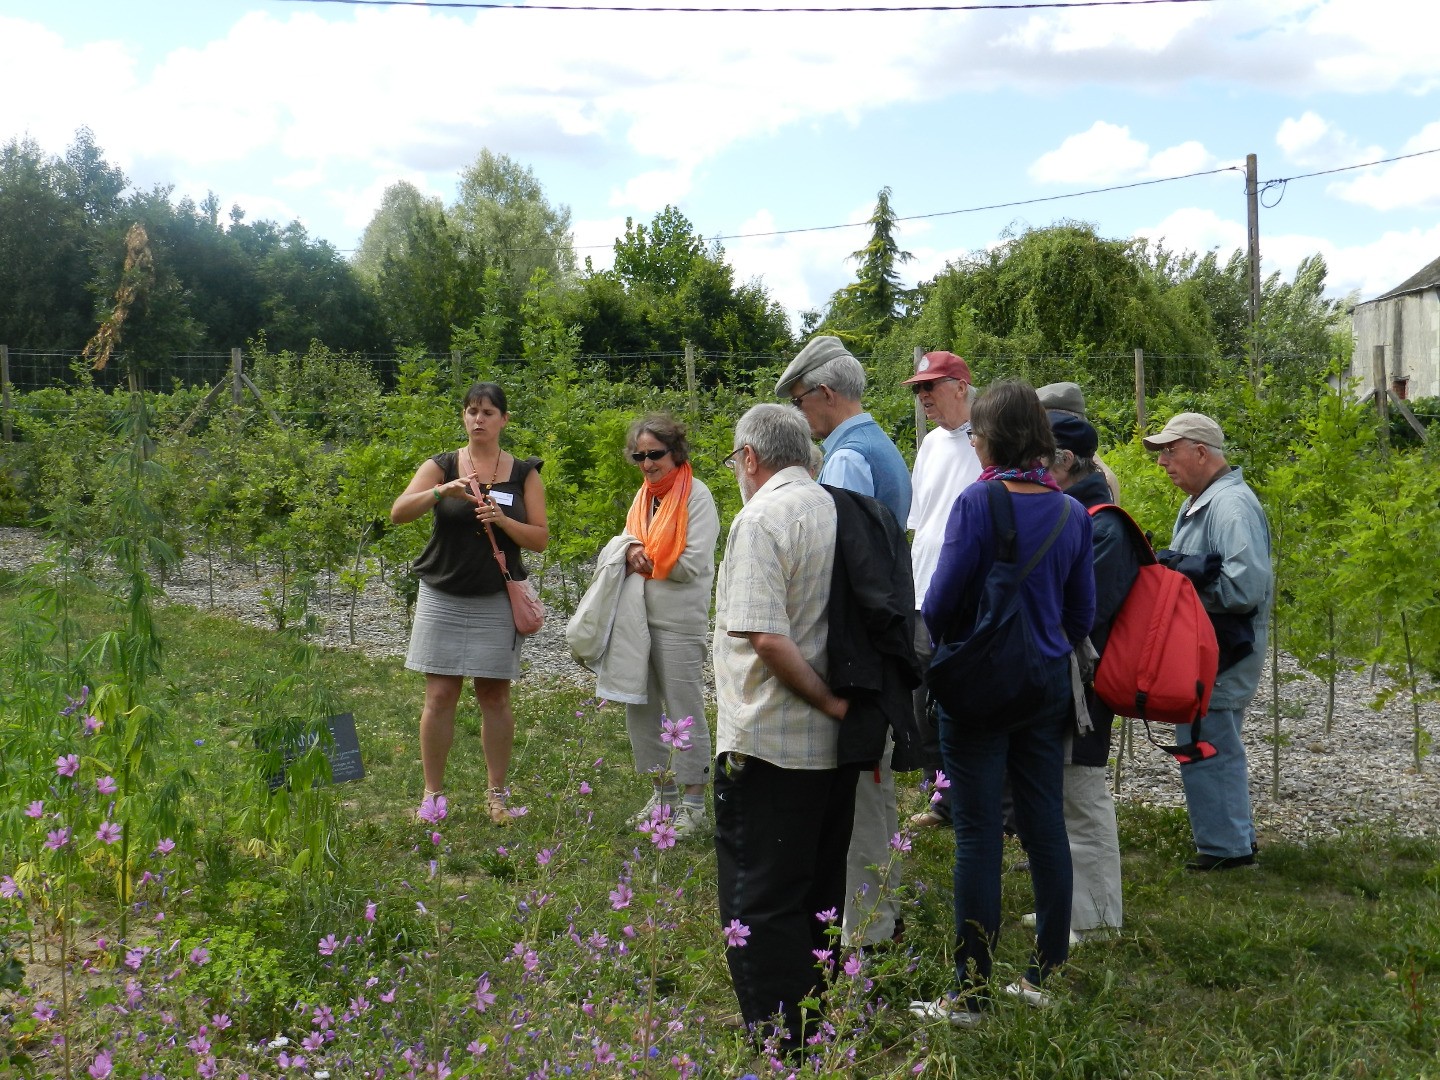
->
xmin=411 ymin=452 xmax=541 ymax=596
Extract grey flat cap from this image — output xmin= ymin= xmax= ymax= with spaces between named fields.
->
xmin=1036 ymin=381 xmax=1086 ymax=417
xmin=774 ymin=335 xmax=853 ymax=396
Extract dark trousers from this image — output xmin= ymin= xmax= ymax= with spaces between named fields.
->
xmin=912 ymin=622 xmax=952 ymax=819
xmin=714 ymin=753 xmax=860 ymax=1047
xmin=938 ymin=655 xmax=1072 ymax=995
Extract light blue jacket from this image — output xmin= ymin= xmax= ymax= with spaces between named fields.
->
xmin=819 ymin=412 xmax=912 ymax=527
xmin=1169 ymin=467 xmax=1273 ymax=709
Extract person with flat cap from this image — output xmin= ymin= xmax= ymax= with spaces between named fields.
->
xmin=1143 ymin=412 xmax=1272 ymax=871
xmin=775 ymin=334 xmax=912 ymax=951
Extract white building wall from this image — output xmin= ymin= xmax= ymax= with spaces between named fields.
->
xmin=1351 ymin=289 xmax=1440 ymax=399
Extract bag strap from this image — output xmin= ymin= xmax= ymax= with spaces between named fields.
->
xmin=1018 ymin=497 xmax=1071 ymax=583
xmin=461 ymin=469 xmax=518 ymax=583
xmin=982 ymin=480 xmax=1070 ymax=580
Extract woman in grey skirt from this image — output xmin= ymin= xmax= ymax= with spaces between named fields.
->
xmin=390 ymin=382 xmax=548 ymax=824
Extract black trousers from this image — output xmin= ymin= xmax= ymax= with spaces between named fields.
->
xmin=714 ymin=753 xmax=860 ymax=1049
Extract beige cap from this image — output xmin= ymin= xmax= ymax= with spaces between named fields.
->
xmin=1142 ymin=412 xmax=1225 ymax=451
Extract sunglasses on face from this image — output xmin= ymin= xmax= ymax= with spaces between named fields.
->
xmin=910 ymin=377 xmax=956 ymax=395
xmin=790 ymin=385 xmax=823 ymax=409
xmin=630 ymin=448 xmax=671 ymax=462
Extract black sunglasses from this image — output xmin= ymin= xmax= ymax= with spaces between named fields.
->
xmin=630 ymin=448 xmax=671 ymax=462
xmin=910 ymin=377 xmax=956 ymax=395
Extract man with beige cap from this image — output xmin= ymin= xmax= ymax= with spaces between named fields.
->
xmin=1143 ymin=412 xmax=1272 ymax=871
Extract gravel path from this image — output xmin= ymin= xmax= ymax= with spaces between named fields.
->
xmin=3 ymin=525 xmax=1436 ymax=844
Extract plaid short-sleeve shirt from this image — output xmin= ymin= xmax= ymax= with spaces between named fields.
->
xmin=713 ymin=467 xmax=838 ymax=770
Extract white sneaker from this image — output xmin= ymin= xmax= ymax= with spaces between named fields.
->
xmin=1021 ymin=912 xmax=1037 ymax=928
xmin=908 ymin=997 xmax=986 ymax=1027
xmin=627 ymin=790 xmax=672 ymax=828
xmin=670 ymin=802 xmax=710 ymax=841
xmin=1003 ymin=979 xmax=1053 ymax=1009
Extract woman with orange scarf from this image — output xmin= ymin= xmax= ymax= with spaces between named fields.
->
xmin=619 ymin=414 xmax=719 ymax=840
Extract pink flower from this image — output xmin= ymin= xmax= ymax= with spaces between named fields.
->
xmin=536 ymin=847 xmax=556 ymax=867
xmin=25 ymin=800 xmax=43 ymax=818
xmin=124 ymin=947 xmax=150 ymax=970
xmin=155 ymin=838 xmax=176 ymax=856
xmin=187 ymin=1033 xmax=212 ymax=1055
xmin=87 ymin=1048 xmax=113 ymax=1079
xmin=96 ymin=821 xmax=121 ymax=845
xmin=932 ymin=769 xmax=951 ymax=791
xmin=472 ymin=974 xmax=496 ymax=1013
xmin=189 ymin=947 xmax=210 ymax=966
xmin=96 ymin=776 xmax=118 ymax=796
xmin=648 ymin=822 xmax=678 ymax=850
xmin=197 ymin=1056 xmax=218 ymax=1079
xmin=364 ymin=901 xmax=377 ymax=922
xmin=32 ymin=1002 xmax=57 ymax=1022
xmin=578 ymin=781 xmax=592 ymax=795
xmin=723 ymin=919 xmax=751 ymax=948
xmin=843 ymin=952 xmax=864 ymax=977
xmin=660 ymin=715 xmax=694 ymax=751
xmin=211 ymin=1014 xmax=232 ymax=1030
xmin=0 ymin=876 xmax=20 ymax=899
xmin=45 ymin=827 xmax=71 ymax=850
xmin=812 ymin=948 xmax=834 ymax=967
xmin=317 ymin=934 xmax=339 ymax=957
xmin=82 ymin=715 xmax=102 ymax=735
xmin=416 ymin=793 xmax=448 ymax=824
xmin=56 ymin=753 xmax=80 ymax=777
xmin=609 ymin=883 xmax=633 ymax=910
xmin=890 ymin=832 xmax=912 ymax=853
xmin=815 ymin=907 xmax=838 ymax=924
xmin=467 ymin=1040 xmax=487 ymax=1056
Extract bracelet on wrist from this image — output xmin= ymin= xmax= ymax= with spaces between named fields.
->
xmin=432 ymin=487 xmax=442 ymax=501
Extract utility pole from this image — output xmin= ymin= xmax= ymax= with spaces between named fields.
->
xmin=1246 ymin=153 xmax=1262 ymax=386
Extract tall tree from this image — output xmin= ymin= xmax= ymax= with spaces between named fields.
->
xmin=823 ymin=186 xmax=913 ymax=351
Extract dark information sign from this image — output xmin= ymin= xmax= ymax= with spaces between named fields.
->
xmin=266 ymin=713 xmax=365 ymax=790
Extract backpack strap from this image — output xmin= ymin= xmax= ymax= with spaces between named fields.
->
xmin=1087 ymin=503 xmax=1157 ymax=567
xmin=984 ymin=481 xmax=1071 ymax=577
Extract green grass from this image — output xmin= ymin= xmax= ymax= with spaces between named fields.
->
xmin=3 ymin=571 xmax=1439 ymax=1078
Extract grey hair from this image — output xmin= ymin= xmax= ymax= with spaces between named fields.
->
xmin=735 ymin=404 xmax=813 ymax=471
xmin=807 ymin=442 xmax=825 ymax=478
xmin=1055 ymin=448 xmax=1098 ymax=478
xmin=797 ymin=353 xmax=867 ymax=400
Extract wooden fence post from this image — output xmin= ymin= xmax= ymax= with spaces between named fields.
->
xmin=1373 ymin=345 xmax=1389 ymax=450
xmin=913 ymin=347 xmax=927 ymax=452
xmin=231 ymin=348 xmax=243 ymax=406
xmin=1134 ymin=348 xmax=1146 ymax=436
xmin=684 ymin=343 xmax=697 ymax=413
xmin=1 ymin=345 xmax=12 ymax=442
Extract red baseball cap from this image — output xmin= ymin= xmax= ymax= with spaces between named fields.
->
xmin=902 ymin=351 xmax=972 ymax=386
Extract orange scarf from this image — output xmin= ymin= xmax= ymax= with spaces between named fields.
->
xmin=624 ymin=462 xmax=692 ymax=581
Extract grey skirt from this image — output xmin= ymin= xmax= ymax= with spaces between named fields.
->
xmin=405 ymin=580 xmax=522 ymax=680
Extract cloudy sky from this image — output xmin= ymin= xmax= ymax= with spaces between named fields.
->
xmin=3 ymin=0 xmax=1437 ymax=326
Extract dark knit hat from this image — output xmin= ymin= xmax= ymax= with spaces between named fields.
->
xmin=1048 ymin=410 xmax=1099 ymax=457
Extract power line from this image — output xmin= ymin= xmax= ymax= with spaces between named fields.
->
xmin=276 ymin=0 xmax=1218 ymax=13
xmin=1258 ymin=145 xmax=1440 ymax=209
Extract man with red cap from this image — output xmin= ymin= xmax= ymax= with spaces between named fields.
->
xmin=902 ymin=352 xmax=982 ymax=828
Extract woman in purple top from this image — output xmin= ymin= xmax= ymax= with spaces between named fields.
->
xmin=911 ymin=380 xmax=1095 ymax=1025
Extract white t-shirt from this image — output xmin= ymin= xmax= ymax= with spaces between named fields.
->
xmin=907 ymin=423 xmax=982 ymax=609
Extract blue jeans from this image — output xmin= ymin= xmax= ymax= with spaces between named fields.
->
xmin=938 ymin=655 xmax=1071 ymax=996
xmin=1175 ymin=706 xmax=1256 ymax=858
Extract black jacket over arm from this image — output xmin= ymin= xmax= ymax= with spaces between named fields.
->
xmin=823 ymin=485 xmax=924 ymax=770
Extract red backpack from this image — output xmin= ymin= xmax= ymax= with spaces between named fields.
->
xmin=1088 ymin=504 xmax=1220 ymax=763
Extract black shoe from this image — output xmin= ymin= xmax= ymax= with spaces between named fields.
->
xmin=1185 ymin=852 xmax=1257 ymax=872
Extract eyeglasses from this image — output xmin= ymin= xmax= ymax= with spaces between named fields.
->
xmin=630 ymin=448 xmax=671 ymax=463
xmin=790 ymin=385 xmax=823 ymax=409
xmin=1156 ymin=440 xmax=1196 ymax=459
xmin=910 ymin=377 xmax=957 ymax=395
xmin=722 ymin=446 xmax=748 ymax=470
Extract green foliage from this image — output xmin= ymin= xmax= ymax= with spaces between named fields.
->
xmin=822 ymin=186 xmax=914 ymax=352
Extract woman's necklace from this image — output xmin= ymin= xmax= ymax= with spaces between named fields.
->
xmin=463 ymin=448 xmax=503 ymax=493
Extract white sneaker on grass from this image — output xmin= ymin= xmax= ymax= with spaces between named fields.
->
xmin=670 ymin=802 xmax=710 ymax=841
xmin=907 ymin=997 xmax=986 ymax=1027
xmin=1003 ymin=979 xmax=1053 ymax=1009
xmin=627 ymin=790 xmax=673 ymax=828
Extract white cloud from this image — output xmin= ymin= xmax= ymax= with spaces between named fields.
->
xmin=1134 ymin=207 xmax=1440 ymax=304
xmin=570 ymin=214 xmax=630 ymax=273
xmin=1327 ymin=121 xmax=1440 ymax=212
xmin=609 ymin=167 xmax=695 ymax=213
xmin=1030 ymin=123 xmax=1215 ymax=185
xmin=1275 ymin=111 xmax=1383 ymax=168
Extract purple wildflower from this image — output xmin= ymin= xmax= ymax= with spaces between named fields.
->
xmin=56 ymin=753 xmax=79 ymax=778
xmin=0 ymin=876 xmax=20 ymax=899
xmin=318 ymin=934 xmax=339 ymax=956
xmin=890 ymin=832 xmax=912 ymax=852
xmin=155 ymin=838 xmax=176 ymax=856
xmin=87 ymin=1048 xmax=113 ymax=1079
xmin=416 ymin=793 xmax=448 ymax=824
xmin=96 ymin=821 xmax=122 ymax=845
xmin=609 ymin=883 xmax=633 ymax=910
xmin=96 ymin=775 xmax=118 ymax=796
xmin=189 ymin=947 xmax=210 ymax=966
xmin=25 ymin=800 xmax=44 ymax=818
xmin=723 ymin=919 xmax=751 ymax=948
xmin=472 ymin=974 xmax=496 ymax=1013
xmin=45 ymin=827 xmax=71 ymax=850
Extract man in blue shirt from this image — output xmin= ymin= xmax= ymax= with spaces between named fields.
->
xmin=776 ymin=335 xmax=913 ymax=949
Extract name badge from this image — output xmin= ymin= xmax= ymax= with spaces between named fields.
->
xmin=490 ymin=490 xmax=515 ymax=507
